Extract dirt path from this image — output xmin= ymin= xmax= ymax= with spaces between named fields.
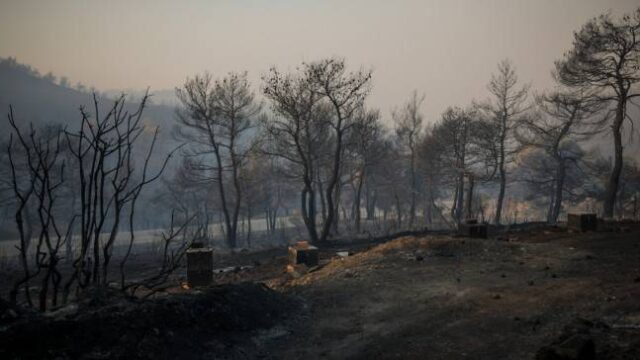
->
xmin=259 ymin=227 xmax=640 ymax=359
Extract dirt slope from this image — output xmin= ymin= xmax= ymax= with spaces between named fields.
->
xmin=264 ymin=227 xmax=640 ymax=359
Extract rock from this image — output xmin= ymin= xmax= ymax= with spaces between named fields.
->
xmin=286 ymin=264 xmax=309 ymax=278
xmin=0 ymin=308 xmax=20 ymax=323
xmin=0 ymin=297 xmax=36 ymax=325
xmin=6 ymin=309 xmax=17 ymax=319
xmin=536 ymin=334 xmax=595 ymax=360
xmin=343 ymin=269 xmax=357 ymax=278
xmin=538 ymin=318 xmax=640 ymax=360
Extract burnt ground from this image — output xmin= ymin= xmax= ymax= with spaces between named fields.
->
xmin=1 ymin=224 xmax=639 ymax=359
xmin=260 ymin=225 xmax=640 ymax=359
xmin=0 ymin=282 xmax=301 ymax=360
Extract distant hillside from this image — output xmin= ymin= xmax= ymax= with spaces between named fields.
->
xmin=102 ymin=88 xmax=180 ymax=107
xmin=0 ymin=57 xmax=178 ymax=147
xmin=0 ymin=58 xmax=184 ymax=239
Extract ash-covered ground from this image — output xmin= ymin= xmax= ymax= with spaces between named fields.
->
xmin=2 ymin=223 xmax=640 ymax=359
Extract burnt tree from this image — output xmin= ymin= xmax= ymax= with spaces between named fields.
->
xmin=555 ymin=8 xmax=640 ymax=218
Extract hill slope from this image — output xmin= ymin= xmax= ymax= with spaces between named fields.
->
xmin=0 ymin=58 xmax=178 ymax=144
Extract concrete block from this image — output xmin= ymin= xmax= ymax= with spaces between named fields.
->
xmin=458 ymin=223 xmax=488 ymax=239
xmin=186 ymin=248 xmax=213 ymax=287
xmin=567 ymin=214 xmax=597 ymax=232
xmin=288 ymin=242 xmax=319 ymax=267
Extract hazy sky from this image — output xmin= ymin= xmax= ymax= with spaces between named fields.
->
xmin=1 ymin=0 xmax=638 ymax=123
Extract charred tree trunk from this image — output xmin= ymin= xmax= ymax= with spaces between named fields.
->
xmin=365 ymin=184 xmax=376 ymax=221
xmin=455 ymin=174 xmax=465 ymax=225
xmin=316 ymin=171 xmax=327 ymax=227
xmin=408 ymin=149 xmax=417 ymax=229
xmin=331 ymin=181 xmax=341 ymax=236
xmin=495 ymin=152 xmax=507 ymax=225
xmin=320 ymin=125 xmax=344 ymax=243
xmin=394 ymin=192 xmax=402 ymax=229
xmin=465 ymin=174 xmax=474 ymax=221
xmin=546 ymin=189 xmax=555 ymax=224
xmin=550 ymin=160 xmax=566 ymax=224
xmin=354 ymin=169 xmax=365 ymax=233
xmin=300 ymin=184 xmax=319 ymax=243
xmin=603 ymin=100 xmax=625 ymax=218
xmin=246 ymin=204 xmax=252 ymax=248
xmin=425 ymin=176 xmax=434 ymax=225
